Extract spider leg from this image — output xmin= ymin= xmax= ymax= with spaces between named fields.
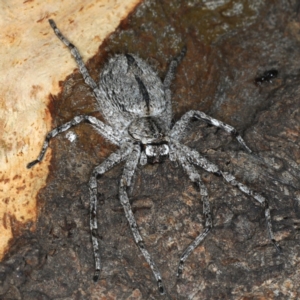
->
xmin=119 ymin=144 xmax=165 ymax=295
xmin=27 ymin=115 xmax=119 ymax=169
xmin=49 ymin=20 xmax=98 ymax=91
xmin=176 ymin=142 xmax=280 ymax=252
xmin=48 ymin=20 xmax=106 ymax=107
xmin=89 ymin=145 xmax=133 ymax=282
xmin=163 ymin=47 xmax=187 ymax=126
xmin=170 ymin=110 xmax=252 ymax=153
xmin=173 ymin=145 xmax=212 ymax=277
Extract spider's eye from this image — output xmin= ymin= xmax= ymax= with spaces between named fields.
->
xmin=160 ymin=144 xmax=169 ymax=156
xmin=145 ymin=145 xmax=154 ymax=157
xmin=145 ymin=144 xmax=169 ymax=156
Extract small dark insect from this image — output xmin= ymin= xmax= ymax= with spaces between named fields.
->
xmin=27 ymin=20 xmax=281 ymax=295
xmin=255 ymin=69 xmax=278 ymax=85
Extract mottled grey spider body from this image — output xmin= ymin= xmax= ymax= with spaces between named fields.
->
xmin=27 ymin=20 xmax=280 ymax=295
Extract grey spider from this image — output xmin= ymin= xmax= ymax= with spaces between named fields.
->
xmin=27 ymin=19 xmax=280 ymax=295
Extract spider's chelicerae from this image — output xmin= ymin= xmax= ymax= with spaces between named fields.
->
xmin=28 ymin=19 xmax=280 ymax=295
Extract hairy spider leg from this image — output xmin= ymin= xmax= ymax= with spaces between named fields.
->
xmin=118 ymin=144 xmax=165 ymax=295
xmin=89 ymin=146 xmax=132 ymax=281
xmin=173 ymin=144 xmax=212 ymax=277
xmin=170 ymin=110 xmax=252 ymax=153
xmin=27 ymin=115 xmax=119 ymax=169
xmin=221 ymin=171 xmax=281 ymax=252
xmin=163 ymin=46 xmax=187 ymax=127
xmin=49 ymin=20 xmax=98 ymax=91
xmin=178 ymin=142 xmax=281 ymax=252
xmin=49 ymin=20 xmax=107 ymax=112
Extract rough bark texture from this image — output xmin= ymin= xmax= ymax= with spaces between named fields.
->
xmin=1 ymin=0 xmax=300 ymax=299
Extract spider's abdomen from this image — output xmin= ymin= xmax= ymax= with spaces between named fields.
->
xmin=99 ymin=54 xmax=166 ymax=124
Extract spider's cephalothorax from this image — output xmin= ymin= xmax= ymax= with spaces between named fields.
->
xmin=27 ymin=20 xmax=280 ymax=295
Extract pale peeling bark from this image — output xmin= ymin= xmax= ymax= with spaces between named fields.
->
xmin=0 ymin=0 xmax=141 ymax=260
